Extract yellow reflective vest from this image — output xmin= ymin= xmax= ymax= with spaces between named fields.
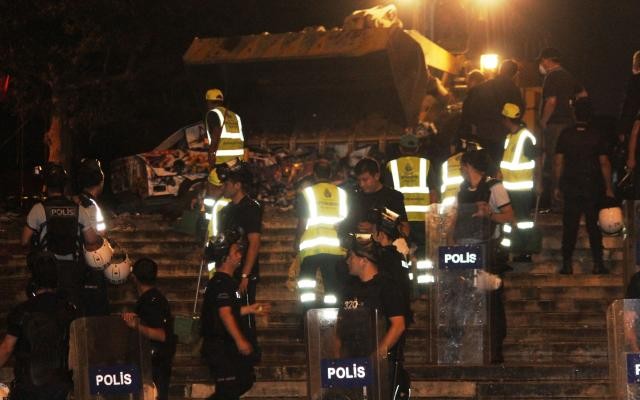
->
xmin=205 ymin=106 xmax=245 ymax=164
xmin=205 ymin=197 xmax=230 ymax=239
xmin=387 ymin=156 xmax=430 ymax=222
xmin=440 ymin=152 xmax=464 ymax=206
xmin=500 ymin=127 xmax=536 ymax=191
xmin=298 ymin=183 xmax=348 ymax=262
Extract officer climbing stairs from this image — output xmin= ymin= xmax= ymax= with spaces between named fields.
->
xmin=0 ymin=208 xmax=626 ymax=399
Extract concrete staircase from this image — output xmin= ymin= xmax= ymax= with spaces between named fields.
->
xmin=0 ymin=209 xmax=625 ymax=399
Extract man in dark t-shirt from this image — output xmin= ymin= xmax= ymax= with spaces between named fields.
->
xmin=537 ymin=47 xmax=588 ymax=210
xmin=554 ymin=98 xmax=614 ymax=275
xmin=341 ymin=158 xmax=409 ymax=237
xmin=0 ymin=253 xmax=78 ymax=400
xmin=122 ymin=258 xmax=175 ymax=400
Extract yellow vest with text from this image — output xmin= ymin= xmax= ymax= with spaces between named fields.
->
xmin=298 ymin=183 xmax=348 ymax=262
xmin=500 ymin=127 xmax=536 ymax=191
xmin=387 ymin=157 xmax=430 ymax=222
xmin=205 ymin=198 xmax=230 ymax=239
xmin=440 ymin=152 xmax=464 ymax=205
xmin=205 ymin=106 xmax=245 ymax=164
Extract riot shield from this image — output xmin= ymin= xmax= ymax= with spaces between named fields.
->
xmin=608 ymin=299 xmax=640 ymax=400
xmin=435 ymin=202 xmax=492 ymax=365
xmin=306 ymin=308 xmax=389 ymax=400
xmin=69 ymin=315 xmax=154 ymax=399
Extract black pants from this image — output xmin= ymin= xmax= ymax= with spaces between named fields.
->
xmin=299 ymin=253 xmax=345 ymax=303
xmin=56 ymin=260 xmax=86 ymax=312
xmin=153 ymin=361 xmax=172 ymax=400
xmin=81 ymin=268 xmax=110 ymax=316
xmin=562 ymin=194 xmax=603 ymax=265
xmin=9 ymin=382 xmax=70 ymax=400
xmin=205 ymin=341 xmax=255 ymax=400
xmin=409 ymin=221 xmax=426 ymax=260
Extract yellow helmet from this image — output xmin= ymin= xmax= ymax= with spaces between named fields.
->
xmin=501 ymin=103 xmax=521 ymax=119
xmin=205 ymin=88 xmax=224 ymax=102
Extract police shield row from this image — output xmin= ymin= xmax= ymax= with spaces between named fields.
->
xmin=0 ymin=160 xmax=178 ymax=400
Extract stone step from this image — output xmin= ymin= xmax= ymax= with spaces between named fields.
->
xmin=506 ymin=326 xmax=606 ymax=341
xmin=504 ymin=273 xmax=623 ymax=288
xmin=504 ymin=285 xmax=624 ymax=301
xmin=514 ymin=259 xmax=624 ymax=275
xmin=478 ymin=381 xmax=609 ymax=398
xmin=505 ymin=298 xmax=613 ymax=313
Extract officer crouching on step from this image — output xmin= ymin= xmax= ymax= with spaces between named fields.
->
xmin=122 ymin=258 xmax=176 ymax=400
xmin=342 ymin=234 xmax=410 ymax=399
xmin=201 ymin=228 xmax=270 ymax=400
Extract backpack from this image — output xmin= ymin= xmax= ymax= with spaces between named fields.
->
xmin=39 ymin=197 xmax=81 ymax=257
xmin=21 ymin=309 xmax=70 ymax=386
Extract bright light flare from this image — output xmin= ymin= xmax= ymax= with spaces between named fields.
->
xmin=480 ymin=54 xmax=499 ymax=72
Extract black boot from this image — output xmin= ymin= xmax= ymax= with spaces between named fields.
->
xmin=559 ymin=260 xmax=573 ymax=275
xmin=592 ymin=263 xmax=609 ymax=274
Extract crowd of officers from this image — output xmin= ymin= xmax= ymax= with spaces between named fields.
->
xmin=0 ymin=46 xmax=622 ymax=400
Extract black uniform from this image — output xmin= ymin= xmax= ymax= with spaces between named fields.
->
xmin=379 ymin=245 xmax=413 ymax=325
xmin=556 ymin=122 xmax=608 ymax=269
xmin=342 ymin=273 xmax=408 ymax=399
xmin=135 ymin=287 xmax=176 ymax=400
xmin=201 ymin=272 xmax=255 ymax=400
xmin=78 ymin=192 xmax=110 ymax=316
xmin=6 ymin=292 xmax=78 ymax=400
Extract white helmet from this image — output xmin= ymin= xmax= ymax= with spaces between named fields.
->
xmin=84 ymin=237 xmax=114 ymax=270
xmin=103 ymin=242 xmax=132 ymax=285
xmin=598 ymin=206 xmax=624 ymax=234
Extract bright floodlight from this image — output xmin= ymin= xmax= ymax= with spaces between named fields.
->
xmin=480 ymin=54 xmax=499 ymax=72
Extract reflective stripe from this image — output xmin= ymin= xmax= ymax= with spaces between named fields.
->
xmin=503 ymin=224 xmax=512 ymax=233
xmin=500 ymin=238 xmax=511 ymax=247
xmin=417 ymin=274 xmax=435 ymax=284
xmin=300 ymin=293 xmax=316 ymax=303
xmin=416 ymin=259 xmax=434 ymax=270
xmin=207 ymin=262 xmax=216 ymax=272
xmin=205 ymin=213 xmax=213 ymax=220
xmin=323 ymin=294 xmax=337 ymax=305
xmin=517 ymin=221 xmax=534 ymax=229
xmin=215 ymin=149 xmax=245 ymax=157
xmin=299 ymin=236 xmax=341 ymax=251
xmin=405 ymin=205 xmax=429 ymax=213
xmin=297 ymin=279 xmax=317 ymax=289
xmin=204 ymin=198 xmax=215 ymax=207
xmin=401 ymin=260 xmax=410 ymax=269
xmin=408 ymin=272 xmax=414 ymax=281
xmin=503 ymin=181 xmax=534 ymax=190
xmin=207 ymin=198 xmax=229 ymax=237
xmin=89 ymin=199 xmax=106 ymax=232
xmin=441 ymin=196 xmax=456 ymax=207
xmin=441 ymin=157 xmax=464 ymax=195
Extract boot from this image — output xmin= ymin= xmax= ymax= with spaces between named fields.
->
xmin=592 ymin=262 xmax=609 ymax=275
xmin=559 ymin=260 xmax=573 ymax=275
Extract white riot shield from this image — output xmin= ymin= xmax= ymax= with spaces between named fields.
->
xmin=608 ymin=299 xmax=640 ymax=400
xmin=306 ymin=308 xmax=389 ymax=400
xmin=69 ymin=316 xmax=154 ymax=399
xmin=435 ymin=202 xmax=492 ymax=365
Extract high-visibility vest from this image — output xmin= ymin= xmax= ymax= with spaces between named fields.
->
xmin=440 ymin=153 xmax=464 ymax=206
xmin=205 ymin=197 xmax=230 ymax=239
xmin=298 ymin=183 xmax=348 ymax=262
xmin=500 ymin=127 xmax=536 ymax=191
xmin=205 ymin=106 xmax=245 ymax=164
xmin=387 ymin=157 xmax=430 ymax=222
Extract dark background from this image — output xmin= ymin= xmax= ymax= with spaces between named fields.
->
xmin=0 ymin=0 xmax=638 ymax=198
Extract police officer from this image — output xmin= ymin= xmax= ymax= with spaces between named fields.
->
xmin=21 ymin=163 xmax=100 ymax=310
xmin=499 ymin=103 xmax=541 ymax=262
xmin=454 ymin=150 xmax=513 ymax=363
xmin=122 ymin=258 xmax=176 ymax=400
xmin=75 ymin=158 xmax=110 ymax=315
xmin=440 ymin=138 xmax=483 ymax=207
xmin=200 ymin=229 xmax=270 ymax=400
xmin=386 ymin=134 xmax=437 ymax=283
xmin=295 ymin=159 xmax=349 ymax=307
xmin=0 ymin=253 xmax=79 ymax=400
xmin=343 ymin=236 xmax=409 ymax=399
xmin=216 ymin=162 xmax=263 ymax=345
